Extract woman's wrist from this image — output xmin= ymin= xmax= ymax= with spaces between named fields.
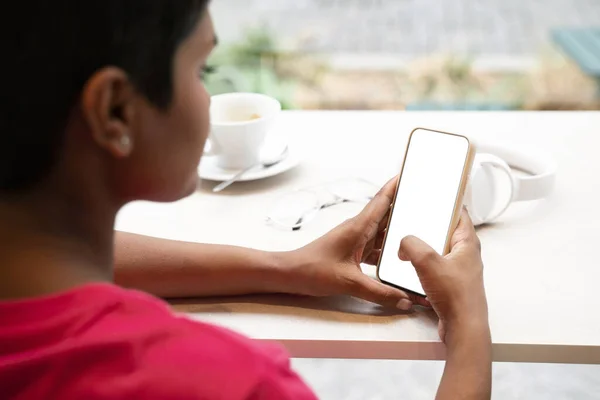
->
xmin=255 ymin=250 xmax=304 ymax=294
xmin=267 ymin=248 xmax=320 ymax=296
xmin=445 ymin=315 xmax=491 ymax=348
xmin=444 ymin=288 xmax=490 ymax=343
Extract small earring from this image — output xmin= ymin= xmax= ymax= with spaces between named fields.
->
xmin=120 ymin=136 xmax=131 ymax=148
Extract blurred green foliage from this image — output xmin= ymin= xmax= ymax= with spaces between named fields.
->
xmin=406 ymin=55 xmax=525 ymax=109
xmin=203 ymin=27 xmax=297 ymax=109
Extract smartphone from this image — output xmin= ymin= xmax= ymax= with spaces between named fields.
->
xmin=376 ymin=128 xmax=476 ymax=297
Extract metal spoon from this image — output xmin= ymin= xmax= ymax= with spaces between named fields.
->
xmin=212 ymin=146 xmax=289 ymax=193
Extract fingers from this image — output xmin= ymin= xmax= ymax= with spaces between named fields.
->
xmin=347 ymin=272 xmax=431 ymax=310
xmin=378 ymin=208 xmax=391 ymax=232
xmin=454 ymin=209 xmax=476 ymax=239
xmin=363 ymin=249 xmax=381 ymax=265
xmin=353 ymin=176 xmax=398 ymax=240
xmin=378 ymin=175 xmax=399 ymax=201
xmin=362 ymin=211 xmax=389 ymax=264
xmin=449 ymin=209 xmax=481 ymax=253
xmin=374 ymin=230 xmax=386 ymax=250
xmin=398 ymin=235 xmax=442 ymax=271
xmin=346 ymin=273 xmax=413 ymax=310
xmin=438 ymin=319 xmax=446 ymax=343
xmin=359 ymin=176 xmax=398 ymax=224
xmin=411 ymin=295 xmax=432 ymax=308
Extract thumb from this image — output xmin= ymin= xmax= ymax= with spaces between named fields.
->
xmin=351 ymin=177 xmax=398 ymax=237
xmin=398 ymin=235 xmax=442 ymax=274
xmin=346 ymin=272 xmax=414 ymax=310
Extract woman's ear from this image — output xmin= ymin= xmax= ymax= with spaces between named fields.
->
xmin=81 ymin=67 xmax=137 ymax=158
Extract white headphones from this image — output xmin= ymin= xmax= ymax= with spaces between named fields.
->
xmin=464 ymin=143 xmax=557 ymax=226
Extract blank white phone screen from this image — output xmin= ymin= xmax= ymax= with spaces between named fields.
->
xmin=378 ymin=129 xmax=470 ymax=296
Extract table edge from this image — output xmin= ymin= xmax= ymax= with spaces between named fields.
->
xmin=261 ymin=339 xmax=600 ymax=364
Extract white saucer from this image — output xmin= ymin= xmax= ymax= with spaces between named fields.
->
xmin=198 ymin=144 xmax=301 ymax=182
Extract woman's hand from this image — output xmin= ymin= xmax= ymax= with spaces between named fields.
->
xmin=399 ymin=210 xmax=491 ymax=400
xmin=398 ymin=210 xmax=488 ymax=342
xmin=285 ymin=177 xmax=427 ymax=310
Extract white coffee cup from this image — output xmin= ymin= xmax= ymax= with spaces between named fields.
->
xmin=205 ymin=93 xmax=282 ymax=170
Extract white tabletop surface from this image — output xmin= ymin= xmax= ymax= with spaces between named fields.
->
xmin=116 ymin=111 xmax=600 ymax=364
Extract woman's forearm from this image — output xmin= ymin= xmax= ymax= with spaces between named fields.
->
xmin=436 ymin=321 xmax=492 ymax=400
xmin=113 ymin=232 xmax=294 ymax=298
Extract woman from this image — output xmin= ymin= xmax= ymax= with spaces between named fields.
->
xmin=0 ymin=1 xmax=491 ymax=399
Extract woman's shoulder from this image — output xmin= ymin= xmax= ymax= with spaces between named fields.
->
xmin=1 ymin=283 xmax=306 ymax=399
xmin=94 ymin=284 xmax=303 ymax=398
xmin=66 ymin=283 xmax=287 ymax=371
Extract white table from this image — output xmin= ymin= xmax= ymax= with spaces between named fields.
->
xmin=116 ymin=111 xmax=600 ymax=364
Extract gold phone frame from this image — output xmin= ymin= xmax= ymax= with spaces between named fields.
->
xmin=375 ymin=127 xmax=476 ymax=297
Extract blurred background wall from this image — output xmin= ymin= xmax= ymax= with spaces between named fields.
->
xmin=208 ymin=0 xmax=600 ymax=111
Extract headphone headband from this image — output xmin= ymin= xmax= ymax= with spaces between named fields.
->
xmin=476 ymin=143 xmax=557 ymax=202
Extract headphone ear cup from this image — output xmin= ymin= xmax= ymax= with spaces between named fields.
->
xmin=463 ymin=190 xmax=483 ymax=226
xmin=466 ymin=162 xmax=497 ymax=226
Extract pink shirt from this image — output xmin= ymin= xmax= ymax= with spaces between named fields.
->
xmin=0 ymin=284 xmax=317 ymax=399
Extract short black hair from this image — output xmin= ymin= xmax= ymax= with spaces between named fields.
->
xmin=0 ymin=0 xmax=209 ymax=192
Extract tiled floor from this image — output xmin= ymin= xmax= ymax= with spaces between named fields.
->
xmin=292 ymin=359 xmax=600 ymax=399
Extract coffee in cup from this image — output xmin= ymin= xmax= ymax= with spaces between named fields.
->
xmin=205 ymin=93 xmax=281 ymax=170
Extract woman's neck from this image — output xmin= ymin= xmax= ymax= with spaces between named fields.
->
xmin=0 ymin=184 xmax=117 ymax=301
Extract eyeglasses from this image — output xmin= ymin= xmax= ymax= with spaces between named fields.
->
xmin=265 ymin=178 xmax=379 ymax=230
